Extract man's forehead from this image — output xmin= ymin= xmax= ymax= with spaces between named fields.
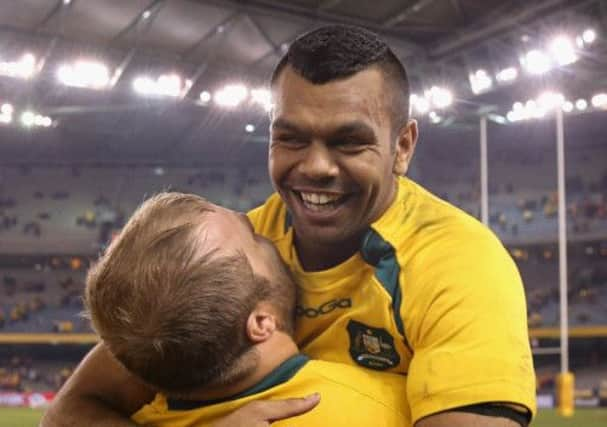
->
xmin=272 ymin=66 xmax=389 ymax=129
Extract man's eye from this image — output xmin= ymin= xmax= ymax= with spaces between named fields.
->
xmin=277 ymin=136 xmax=304 ymax=145
xmin=337 ymin=140 xmax=366 ymax=152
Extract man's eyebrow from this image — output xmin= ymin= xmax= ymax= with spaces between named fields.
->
xmin=330 ymin=121 xmax=375 ymax=138
xmin=271 ymin=118 xmax=304 ymax=133
xmin=271 ymin=119 xmax=375 ymax=139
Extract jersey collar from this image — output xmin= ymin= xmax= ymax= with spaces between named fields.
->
xmin=167 ymin=354 xmax=309 ymax=410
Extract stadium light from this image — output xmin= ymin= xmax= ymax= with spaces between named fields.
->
xmin=548 ymin=36 xmax=578 ymax=66
xmin=538 ymin=91 xmax=565 ymax=110
xmin=214 ymin=84 xmax=248 ymax=108
xmin=245 ymin=124 xmax=255 ymax=133
xmin=576 ymin=36 xmax=584 ymax=48
xmin=521 ymin=49 xmax=552 ymax=75
xmin=57 ymin=60 xmax=111 ymax=89
xmin=0 ymin=53 xmax=37 ymax=79
xmin=410 ymin=94 xmax=430 ymax=115
xmin=199 ymin=91 xmax=211 ymax=103
xmin=142 ymin=10 xmax=152 ymax=20
xmin=1 ymin=103 xmax=13 ymax=115
xmin=562 ymin=101 xmax=574 ymax=113
xmin=582 ymin=29 xmax=596 ymax=44
xmin=20 ymin=111 xmax=52 ymax=128
xmin=496 ymin=67 xmax=518 ymax=83
xmin=250 ymin=88 xmax=272 ymax=112
xmin=591 ymin=93 xmax=607 ymax=108
xmin=133 ymin=73 xmax=183 ymax=97
xmin=425 ymin=86 xmax=453 ymax=109
xmin=429 ymin=111 xmax=442 ymax=124
xmin=575 ymin=99 xmax=588 ymax=111
xmin=0 ymin=103 xmax=12 ymax=124
xmin=469 ymin=69 xmax=493 ymax=94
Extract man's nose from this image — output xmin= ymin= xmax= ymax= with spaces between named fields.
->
xmin=296 ymin=141 xmax=338 ymax=181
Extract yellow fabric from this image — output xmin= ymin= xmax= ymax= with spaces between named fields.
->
xmin=248 ymin=176 xmax=537 ymax=424
xmin=131 ymin=360 xmax=409 ymax=426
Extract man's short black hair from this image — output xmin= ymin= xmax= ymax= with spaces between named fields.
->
xmin=271 ymin=25 xmax=410 ymax=137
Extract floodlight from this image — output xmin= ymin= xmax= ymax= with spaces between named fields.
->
xmin=591 ymin=93 xmax=607 ymax=108
xmin=582 ymin=29 xmax=596 ymax=44
xmin=426 ymin=86 xmax=453 ymax=109
xmin=1 ymin=103 xmax=13 ymax=115
xmin=41 ymin=116 xmax=52 ymax=127
xmin=429 ymin=111 xmax=441 ymax=124
xmin=214 ymin=84 xmax=248 ymax=108
xmin=575 ymin=99 xmax=588 ymax=111
xmin=251 ymin=88 xmax=272 ymax=111
xmin=133 ymin=74 xmax=183 ymax=97
xmin=538 ymin=91 xmax=565 ymax=110
xmin=142 ymin=10 xmax=152 ymax=19
xmin=576 ymin=36 xmax=584 ymax=48
xmin=548 ymin=36 xmax=578 ymax=66
xmin=562 ymin=101 xmax=574 ymax=113
xmin=199 ymin=91 xmax=211 ymax=103
xmin=410 ymin=94 xmax=429 ymax=114
xmin=245 ymin=124 xmax=255 ymax=133
xmin=0 ymin=53 xmax=37 ymax=79
xmin=496 ymin=67 xmax=518 ymax=83
xmin=513 ymin=102 xmax=524 ymax=111
xmin=524 ymin=100 xmax=546 ymax=119
xmin=521 ymin=50 xmax=552 ymax=75
xmin=0 ymin=113 xmax=11 ymax=124
xmin=57 ymin=60 xmax=111 ymax=89
xmin=469 ymin=69 xmax=493 ymax=94
xmin=21 ymin=111 xmax=35 ymax=127
xmin=156 ymin=74 xmax=182 ymax=97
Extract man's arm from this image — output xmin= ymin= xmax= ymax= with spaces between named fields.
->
xmin=416 ymin=411 xmax=523 ymax=427
xmin=41 ymin=343 xmax=155 ymax=427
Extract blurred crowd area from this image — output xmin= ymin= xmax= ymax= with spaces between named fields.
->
xmin=0 ymin=354 xmax=73 ymax=393
xmin=0 ymin=142 xmax=605 ymax=333
xmin=0 ymin=344 xmax=87 ymax=394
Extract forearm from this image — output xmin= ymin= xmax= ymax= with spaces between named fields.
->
xmin=41 ymin=343 xmax=155 ymax=427
xmin=41 ymin=392 xmax=137 ymax=427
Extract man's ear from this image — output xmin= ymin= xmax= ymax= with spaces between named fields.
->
xmin=393 ymin=119 xmax=419 ymax=176
xmin=246 ymin=303 xmax=277 ymax=344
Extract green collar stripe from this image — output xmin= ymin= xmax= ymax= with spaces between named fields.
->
xmin=361 ymin=228 xmax=411 ymax=352
xmin=167 ymin=354 xmax=309 ymax=410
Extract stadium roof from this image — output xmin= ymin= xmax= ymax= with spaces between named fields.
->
xmin=0 ymin=0 xmax=605 ymax=165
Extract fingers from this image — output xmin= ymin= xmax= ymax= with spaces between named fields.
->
xmin=210 ymin=393 xmax=320 ymax=427
xmin=253 ymin=393 xmax=321 ymax=422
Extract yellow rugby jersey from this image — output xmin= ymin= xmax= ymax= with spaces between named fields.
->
xmin=248 ymin=176 xmax=536 ymax=424
xmin=131 ymin=354 xmax=409 ymax=426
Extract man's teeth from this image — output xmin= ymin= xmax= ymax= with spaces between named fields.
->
xmin=300 ymin=192 xmax=341 ymax=205
xmin=298 ymin=192 xmax=343 ymax=211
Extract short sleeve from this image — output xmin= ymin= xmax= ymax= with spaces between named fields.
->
xmin=402 ymin=227 xmax=537 ymax=424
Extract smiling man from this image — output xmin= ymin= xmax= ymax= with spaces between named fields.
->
xmin=43 ymin=25 xmax=536 ymax=427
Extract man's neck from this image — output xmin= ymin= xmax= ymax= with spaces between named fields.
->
xmin=295 ymin=234 xmax=361 ymax=271
xmin=180 ymin=333 xmax=299 ymax=402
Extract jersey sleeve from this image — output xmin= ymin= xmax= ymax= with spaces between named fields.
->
xmin=402 ymin=226 xmax=536 ymax=424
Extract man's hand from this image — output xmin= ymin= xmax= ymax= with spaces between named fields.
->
xmin=41 ymin=343 xmax=155 ymax=427
xmin=212 ymin=393 xmax=320 ymax=427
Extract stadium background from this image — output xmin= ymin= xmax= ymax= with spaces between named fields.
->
xmin=0 ymin=0 xmax=606 ymax=425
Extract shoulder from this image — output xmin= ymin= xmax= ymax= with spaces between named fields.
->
xmin=247 ymin=192 xmax=288 ymax=241
xmin=303 ymin=361 xmax=407 ymax=410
